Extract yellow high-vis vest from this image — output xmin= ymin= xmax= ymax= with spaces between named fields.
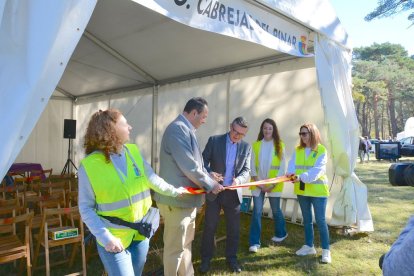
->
xmin=293 ymin=144 xmax=329 ymax=197
xmin=250 ymin=140 xmax=285 ymax=194
xmin=81 ymin=144 xmax=152 ymax=248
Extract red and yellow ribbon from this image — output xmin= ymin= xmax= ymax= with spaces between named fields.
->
xmin=183 ymin=175 xmax=297 ymax=194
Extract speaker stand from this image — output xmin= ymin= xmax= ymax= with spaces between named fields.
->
xmin=61 ymin=138 xmax=78 ymax=175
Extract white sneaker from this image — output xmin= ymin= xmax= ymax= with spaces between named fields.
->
xmin=321 ymin=249 xmax=331 ymax=263
xmin=249 ymin=245 xmax=259 ymax=253
xmin=271 ymin=233 xmax=288 ymax=243
xmin=295 ymin=245 xmax=317 ymax=256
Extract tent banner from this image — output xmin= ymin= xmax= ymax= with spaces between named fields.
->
xmin=133 ymin=0 xmax=313 ymax=57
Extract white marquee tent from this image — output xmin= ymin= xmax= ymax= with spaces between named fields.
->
xmin=0 ymin=0 xmax=373 ymax=231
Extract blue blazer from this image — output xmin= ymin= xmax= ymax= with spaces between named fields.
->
xmin=202 ymin=133 xmax=251 ymax=203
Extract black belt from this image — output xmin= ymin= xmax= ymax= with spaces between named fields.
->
xmin=101 ymin=215 xmax=153 ymax=238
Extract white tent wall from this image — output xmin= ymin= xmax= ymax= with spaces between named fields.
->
xmin=14 ymin=99 xmax=73 ymax=174
xmin=73 ymin=88 xmax=155 ymax=165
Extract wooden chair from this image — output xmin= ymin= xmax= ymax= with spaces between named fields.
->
xmin=28 ymin=192 xmax=66 ymax=257
xmin=33 ymin=206 xmax=86 ymax=276
xmin=0 ymin=212 xmax=34 ymax=276
xmin=0 ymin=180 xmax=27 ymax=208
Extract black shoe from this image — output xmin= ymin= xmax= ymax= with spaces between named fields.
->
xmin=227 ymin=262 xmax=242 ymax=273
xmin=199 ymin=260 xmax=210 ymax=274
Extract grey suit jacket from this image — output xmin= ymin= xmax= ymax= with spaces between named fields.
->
xmin=202 ymin=133 xmax=251 ymax=203
xmin=154 ymin=114 xmax=216 ymax=208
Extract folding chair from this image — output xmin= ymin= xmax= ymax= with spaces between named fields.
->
xmin=33 ymin=206 xmax=86 ymax=276
xmin=0 ymin=212 xmax=34 ymax=276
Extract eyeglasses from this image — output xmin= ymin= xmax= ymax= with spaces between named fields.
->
xmin=299 ymin=132 xmax=309 ymax=136
xmin=231 ymin=126 xmax=246 ymax=137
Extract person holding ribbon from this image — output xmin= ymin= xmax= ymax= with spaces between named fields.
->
xmin=286 ymin=123 xmax=331 ymax=264
xmin=199 ymin=116 xmax=251 ymax=274
xmin=248 ymin=118 xmax=288 ymax=253
xmin=78 ymin=109 xmax=186 ymax=276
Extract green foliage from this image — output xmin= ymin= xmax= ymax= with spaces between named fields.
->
xmin=352 ymin=43 xmax=414 ymax=138
xmin=365 ymin=0 xmax=414 ymax=26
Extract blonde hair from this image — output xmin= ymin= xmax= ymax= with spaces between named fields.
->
xmin=298 ymin=123 xmax=322 ymax=151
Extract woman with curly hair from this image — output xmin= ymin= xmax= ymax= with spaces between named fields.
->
xmin=248 ymin=118 xmax=287 ymax=253
xmin=78 ymin=109 xmax=185 ymax=275
xmin=286 ymin=123 xmax=331 ymax=264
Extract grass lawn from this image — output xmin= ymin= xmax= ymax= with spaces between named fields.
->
xmin=2 ymin=157 xmax=414 ymax=275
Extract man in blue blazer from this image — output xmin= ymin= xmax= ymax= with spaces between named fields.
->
xmin=200 ymin=117 xmax=251 ymax=273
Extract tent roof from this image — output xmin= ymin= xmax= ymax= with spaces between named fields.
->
xmin=55 ymin=0 xmax=348 ymax=100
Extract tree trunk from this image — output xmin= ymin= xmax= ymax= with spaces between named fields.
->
xmin=388 ymin=88 xmax=398 ymax=137
xmin=362 ymin=102 xmax=368 ymax=136
xmin=373 ymin=92 xmax=379 ymax=139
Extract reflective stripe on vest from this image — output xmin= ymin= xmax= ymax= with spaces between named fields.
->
xmin=81 ymin=144 xmax=152 ymax=248
xmin=250 ymin=140 xmax=284 ymax=194
xmin=96 ymin=189 xmax=151 ymax=212
xmin=294 ymin=144 xmax=329 ymax=197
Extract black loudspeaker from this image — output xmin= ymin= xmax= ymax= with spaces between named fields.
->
xmin=389 ymin=163 xmax=411 ymax=186
xmin=63 ymin=119 xmax=76 ymax=139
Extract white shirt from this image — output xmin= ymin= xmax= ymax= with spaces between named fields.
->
xmin=250 ymin=139 xmax=286 ymax=197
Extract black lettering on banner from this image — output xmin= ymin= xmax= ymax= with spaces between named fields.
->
xmin=195 ymin=0 xmax=300 ymax=49
xmin=228 ymin=7 xmax=234 ymax=25
xmin=239 ymin=13 xmax=249 ymax=29
xmin=219 ymin=4 xmax=225 ymax=21
xmin=210 ymin=2 xmax=219 ymax=19
xmin=175 ymin=0 xmax=187 ymax=6
xmin=203 ymin=1 xmax=212 ymax=16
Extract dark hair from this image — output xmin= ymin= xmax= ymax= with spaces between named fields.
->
xmin=298 ymin=123 xmax=322 ymax=151
xmin=257 ymin=118 xmax=282 ymax=158
xmin=84 ymin=109 xmax=123 ymax=162
xmin=231 ymin=116 xmax=248 ymax=128
xmin=183 ymin=97 xmax=208 ymax=114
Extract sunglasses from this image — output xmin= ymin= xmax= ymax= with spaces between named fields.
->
xmin=299 ymin=132 xmax=309 ymax=136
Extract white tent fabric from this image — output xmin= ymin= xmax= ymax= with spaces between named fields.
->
xmin=0 ymin=0 xmax=374 ymax=231
xmin=0 ymin=0 xmax=96 ymax=180
xmin=314 ymin=34 xmax=374 ymax=231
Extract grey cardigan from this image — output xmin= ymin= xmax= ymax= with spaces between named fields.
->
xmin=154 ymin=114 xmax=217 ymax=208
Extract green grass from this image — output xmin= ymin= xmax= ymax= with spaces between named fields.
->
xmin=2 ymin=157 xmax=414 ymax=275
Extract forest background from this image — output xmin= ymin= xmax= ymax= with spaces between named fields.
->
xmin=337 ymin=0 xmax=414 ymax=140
xmin=352 ymin=42 xmax=414 ymax=140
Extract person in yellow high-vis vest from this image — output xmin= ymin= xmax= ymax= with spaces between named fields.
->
xmin=78 ymin=109 xmax=186 ymax=276
xmin=248 ymin=118 xmax=288 ymax=253
xmin=286 ymin=123 xmax=331 ymax=264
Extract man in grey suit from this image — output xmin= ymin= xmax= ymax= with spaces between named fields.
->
xmin=154 ymin=97 xmax=223 ymax=276
xmin=199 ymin=117 xmax=251 ymax=274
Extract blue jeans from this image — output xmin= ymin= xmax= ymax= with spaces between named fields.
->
xmin=297 ymin=195 xmax=330 ymax=250
xmin=97 ymin=239 xmax=149 ymax=276
xmin=249 ymin=193 xmax=287 ymax=246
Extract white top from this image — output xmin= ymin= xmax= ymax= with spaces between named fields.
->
xmin=250 ymin=139 xmax=286 ymax=197
xmin=287 ymin=147 xmax=327 ymax=183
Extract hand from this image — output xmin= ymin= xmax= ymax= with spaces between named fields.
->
xmin=211 ymin=183 xmax=224 ymax=194
xmin=231 ymin=178 xmax=239 ymax=186
xmin=210 ymin=172 xmax=223 ymax=182
xmin=286 ymin=173 xmax=297 ymax=182
xmin=104 ymin=237 xmax=124 ymax=253
xmin=262 ymin=185 xmax=275 ymax=193
xmin=175 ymin=187 xmax=188 ymax=196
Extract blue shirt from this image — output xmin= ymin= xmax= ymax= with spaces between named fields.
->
xmin=223 ymin=134 xmax=237 ymax=186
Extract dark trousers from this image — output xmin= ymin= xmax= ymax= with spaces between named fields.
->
xmin=200 ymin=190 xmax=240 ymax=263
